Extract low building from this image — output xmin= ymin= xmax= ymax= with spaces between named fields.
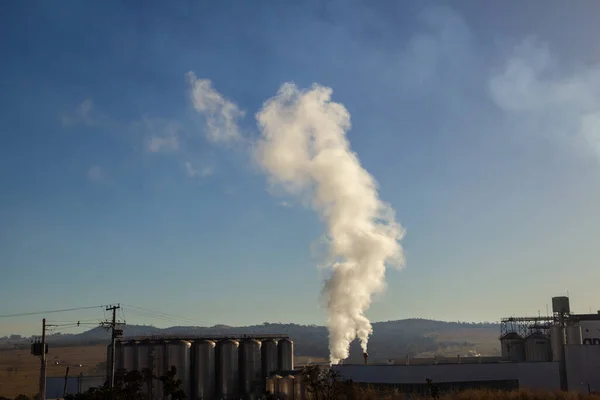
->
xmin=333 ymin=359 xmax=560 ymax=396
xmin=333 ymin=298 xmax=600 ymax=397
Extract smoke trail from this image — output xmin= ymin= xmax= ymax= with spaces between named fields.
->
xmin=254 ymin=83 xmax=405 ymax=364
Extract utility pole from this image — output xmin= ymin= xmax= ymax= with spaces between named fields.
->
xmin=39 ymin=318 xmax=47 ymax=400
xmin=34 ymin=318 xmax=56 ymax=400
xmin=102 ymin=304 xmax=124 ymax=390
xmin=62 ymin=366 xmax=70 ymax=398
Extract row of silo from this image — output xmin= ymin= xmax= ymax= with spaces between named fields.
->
xmin=265 ymin=374 xmax=305 ymax=400
xmin=111 ymin=337 xmax=294 ymax=400
xmin=500 ymin=325 xmax=584 ymax=363
xmin=500 ymin=331 xmax=552 ymax=362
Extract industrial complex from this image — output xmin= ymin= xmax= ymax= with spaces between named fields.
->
xmin=44 ymin=296 xmax=600 ymax=399
xmin=334 ymin=296 xmax=600 ymax=396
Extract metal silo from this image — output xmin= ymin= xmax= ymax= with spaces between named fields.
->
xmin=122 ymin=341 xmax=136 ymax=372
xmin=111 ymin=340 xmax=129 ymax=379
xmin=216 ymin=339 xmax=239 ymax=399
xmin=261 ymin=339 xmax=278 ymax=380
xmin=106 ymin=343 xmax=113 ymax=380
xmin=163 ymin=340 xmax=192 ymax=400
xmin=277 ymin=375 xmax=295 ymax=400
xmin=524 ymin=331 xmax=552 ymax=362
xmin=500 ymin=332 xmax=525 ymax=362
xmin=265 ymin=375 xmax=279 ymax=397
xmin=135 ymin=340 xmax=164 ymax=399
xmin=294 ymin=374 xmax=305 ymax=400
xmin=192 ymin=339 xmax=216 ymax=400
xmin=551 ymin=325 xmax=566 ymax=361
xmin=277 ymin=338 xmax=294 ymax=372
xmin=567 ymin=325 xmax=582 ymax=345
xmin=239 ymin=338 xmax=262 ymax=399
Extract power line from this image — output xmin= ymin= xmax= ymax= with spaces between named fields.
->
xmin=122 ymin=304 xmax=204 ymax=326
xmin=0 ymin=305 xmax=106 ymax=319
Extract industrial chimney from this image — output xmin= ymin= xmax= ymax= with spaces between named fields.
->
xmin=363 ymin=352 xmax=368 ymax=365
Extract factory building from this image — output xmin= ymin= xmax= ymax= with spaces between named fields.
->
xmin=109 ymin=334 xmax=296 ymax=400
xmin=334 ymin=296 xmax=600 ymax=396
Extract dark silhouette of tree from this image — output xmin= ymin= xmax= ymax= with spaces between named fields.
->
xmin=300 ymin=365 xmax=355 ymax=400
xmin=64 ymin=366 xmax=185 ymax=400
xmin=160 ymin=366 xmax=186 ymax=400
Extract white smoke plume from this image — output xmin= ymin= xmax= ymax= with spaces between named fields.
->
xmin=254 ymin=83 xmax=405 ymax=364
xmin=186 ymin=72 xmax=245 ymax=144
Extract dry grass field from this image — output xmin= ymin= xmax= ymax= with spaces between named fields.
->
xmin=418 ymin=328 xmax=501 ymax=357
xmin=0 ymin=344 xmax=107 ymax=398
xmin=360 ymin=389 xmax=600 ymax=400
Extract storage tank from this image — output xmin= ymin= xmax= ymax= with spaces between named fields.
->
xmin=121 ymin=341 xmax=136 ymax=372
xmin=551 ymin=325 xmax=566 ymax=361
xmin=277 ymin=338 xmax=294 ymax=371
xmin=216 ymin=339 xmax=239 ymax=399
xmin=500 ymin=332 xmax=525 ymax=361
xmin=163 ymin=340 xmax=192 ymax=399
xmin=261 ymin=339 xmax=278 ymax=381
xmin=135 ymin=340 xmax=164 ymax=398
xmin=552 ymin=296 xmax=570 ymax=314
xmin=524 ymin=331 xmax=552 ymax=362
xmin=106 ymin=343 xmax=114 ymax=380
xmin=567 ymin=325 xmax=582 ymax=345
xmin=294 ymin=374 xmax=306 ymax=400
xmin=265 ymin=375 xmax=279 ymax=397
xmin=239 ymin=338 xmax=262 ymax=399
xmin=192 ymin=339 xmax=216 ymax=400
xmin=277 ymin=375 xmax=295 ymax=400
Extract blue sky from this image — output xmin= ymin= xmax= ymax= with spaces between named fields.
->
xmin=1 ymin=0 xmax=600 ymax=336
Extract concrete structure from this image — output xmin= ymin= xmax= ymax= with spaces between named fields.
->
xmin=565 ymin=344 xmax=600 ymax=393
xmin=333 ymin=362 xmax=560 ymax=395
xmin=334 ymin=296 xmax=600 ymax=396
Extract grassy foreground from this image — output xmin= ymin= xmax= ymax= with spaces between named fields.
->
xmin=0 ymin=344 xmax=106 ymax=398
xmin=350 ymin=389 xmax=600 ymax=400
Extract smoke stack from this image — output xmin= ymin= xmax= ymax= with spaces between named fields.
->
xmin=363 ymin=352 xmax=369 ymax=365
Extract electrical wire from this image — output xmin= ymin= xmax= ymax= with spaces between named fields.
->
xmin=125 ymin=308 xmax=194 ymax=326
xmin=0 ymin=305 xmax=107 ymax=319
xmin=122 ymin=304 xmax=204 ymax=326
xmin=122 ymin=304 xmax=204 ymax=325
xmin=47 ymin=319 xmax=103 ymax=323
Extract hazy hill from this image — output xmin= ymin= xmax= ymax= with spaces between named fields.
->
xmin=0 ymin=319 xmax=500 ymax=362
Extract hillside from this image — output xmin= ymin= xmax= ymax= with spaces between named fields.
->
xmin=0 ymin=319 xmax=500 ymax=363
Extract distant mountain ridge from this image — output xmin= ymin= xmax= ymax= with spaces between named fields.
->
xmin=1 ymin=319 xmax=501 ymax=362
